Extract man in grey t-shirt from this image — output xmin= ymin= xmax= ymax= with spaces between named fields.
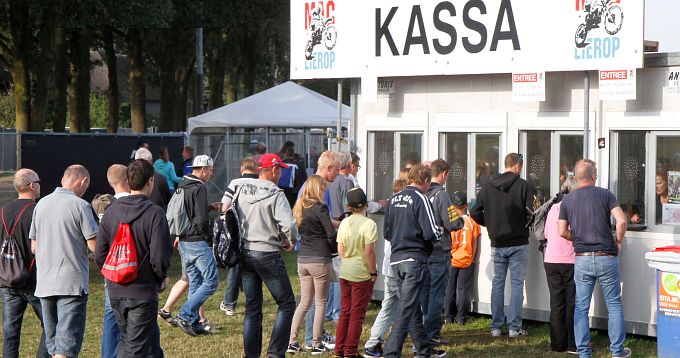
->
xmin=30 ymin=165 xmax=98 ymax=358
xmin=327 ymin=152 xmax=354 ymax=220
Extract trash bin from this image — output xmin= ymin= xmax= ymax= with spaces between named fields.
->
xmin=646 ymin=246 xmax=680 ymax=358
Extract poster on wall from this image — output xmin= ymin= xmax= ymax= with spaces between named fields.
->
xmin=512 ymin=72 xmax=545 ymax=102
xmin=666 ymin=71 xmax=680 ymax=95
xmin=599 ymin=69 xmax=637 ymax=100
xmin=667 ymin=171 xmax=680 ymax=204
xmin=290 ymin=0 xmax=644 ymax=80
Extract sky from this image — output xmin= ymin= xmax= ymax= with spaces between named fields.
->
xmin=645 ymin=0 xmax=680 ymax=52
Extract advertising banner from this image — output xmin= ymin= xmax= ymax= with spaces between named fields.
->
xmin=512 ymin=72 xmax=545 ymax=102
xmin=598 ymin=69 xmax=636 ymax=100
xmin=290 ymin=0 xmax=644 ymax=80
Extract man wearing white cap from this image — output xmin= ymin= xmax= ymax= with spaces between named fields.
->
xmin=173 ymin=155 xmax=220 ymax=337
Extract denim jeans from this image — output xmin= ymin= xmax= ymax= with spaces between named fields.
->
xmin=222 ymin=264 xmax=242 ymax=310
xmin=574 ymin=256 xmax=626 ymax=358
xmin=1 ymin=287 xmax=49 ymax=358
xmin=419 ymin=255 xmax=450 ymax=341
xmin=102 ymin=286 xmax=120 ymax=358
xmin=110 ymin=298 xmax=159 ymax=358
xmin=325 ymin=281 xmax=341 ymax=320
xmin=177 ymin=241 xmax=219 ymax=326
xmin=491 ymin=244 xmax=528 ymax=331
xmin=40 ymin=294 xmax=88 ymax=357
xmin=241 ymin=250 xmax=296 ymax=358
xmin=365 ymin=275 xmax=399 ymax=348
xmin=444 ymin=264 xmax=475 ymax=324
xmin=384 ymin=261 xmax=432 ymax=358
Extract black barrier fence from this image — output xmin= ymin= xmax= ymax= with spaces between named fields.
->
xmin=21 ymin=133 xmax=185 ymax=202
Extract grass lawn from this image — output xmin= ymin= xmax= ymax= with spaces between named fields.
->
xmin=1 ymin=251 xmax=658 ymax=357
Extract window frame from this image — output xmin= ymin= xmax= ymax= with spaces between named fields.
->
xmin=610 ymin=130 xmax=680 ymax=233
xmin=438 ymin=132 xmax=503 ymax=200
xmin=367 ymin=130 xmax=425 ymax=201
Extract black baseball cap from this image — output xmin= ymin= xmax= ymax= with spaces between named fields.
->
xmin=346 ymin=188 xmax=368 ymax=208
xmin=451 ymin=191 xmax=467 ymax=206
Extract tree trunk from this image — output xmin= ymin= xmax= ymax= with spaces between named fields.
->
xmin=174 ymin=56 xmax=195 ymax=132
xmin=103 ymin=27 xmax=119 ymax=133
xmin=128 ymin=29 xmax=146 ymax=133
xmin=67 ymin=29 xmax=91 ymax=133
xmin=225 ymin=74 xmax=237 ymax=104
xmin=6 ymin=0 xmax=31 ymax=132
xmin=52 ymin=27 xmax=68 ymax=132
xmin=207 ymin=31 xmax=228 ymax=111
xmin=157 ymin=29 xmax=178 ymax=132
xmin=30 ymin=17 xmax=56 ymax=131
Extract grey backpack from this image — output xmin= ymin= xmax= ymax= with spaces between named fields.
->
xmin=166 ymin=187 xmax=191 ymax=237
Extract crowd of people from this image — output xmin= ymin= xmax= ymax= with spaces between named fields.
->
xmin=0 ymin=143 xmax=633 ymax=358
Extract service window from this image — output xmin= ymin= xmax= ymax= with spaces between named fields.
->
xmin=520 ymin=131 xmax=583 ymax=204
xmin=439 ymin=133 xmax=501 ymax=199
xmin=368 ymin=131 xmax=423 ymax=202
xmin=609 ymin=131 xmax=680 ymax=231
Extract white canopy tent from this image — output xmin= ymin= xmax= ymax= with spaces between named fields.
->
xmin=187 ymin=81 xmax=350 ymax=201
xmin=187 ymin=81 xmax=350 ymax=134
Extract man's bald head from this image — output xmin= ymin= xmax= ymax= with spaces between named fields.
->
xmin=574 ymin=161 xmax=595 ymax=186
xmin=107 ymin=164 xmax=130 ymax=194
xmin=62 ymin=165 xmax=90 ymax=197
xmin=13 ymin=168 xmax=39 ymax=194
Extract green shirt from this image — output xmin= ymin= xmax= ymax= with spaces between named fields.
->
xmin=338 ymin=215 xmax=377 ymax=282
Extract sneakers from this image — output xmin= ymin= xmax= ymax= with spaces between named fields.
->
xmin=309 ymin=345 xmax=328 ymax=355
xmin=363 ymin=343 xmax=383 ymax=358
xmin=175 ymin=318 xmax=198 ymax=337
xmin=157 ymin=309 xmax=177 ymax=327
xmin=612 ymin=348 xmax=632 ymax=358
xmin=196 ymin=320 xmax=216 ymax=334
xmin=508 ymin=328 xmax=528 ymax=338
xmin=322 ymin=331 xmax=336 ymax=350
xmin=490 ymin=329 xmax=502 ymax=337
xmin=219 ymin=301 xmax=235 ymax=316
xmin=286 ymin=342 xmax=302 ymax=354
xmin=429 ymin=349 xmax=447 ymax=358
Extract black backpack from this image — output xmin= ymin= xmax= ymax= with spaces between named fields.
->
xmin=0 ymin=203 xmax=34 ymax=288
xmin=213 ymin=189 xmax=241 ymax=268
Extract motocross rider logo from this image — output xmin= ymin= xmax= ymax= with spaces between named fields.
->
xmin=305 ymin=2 xmax=337 ymax=60
xmin=575 ymin=0 xmax=624 ymax=48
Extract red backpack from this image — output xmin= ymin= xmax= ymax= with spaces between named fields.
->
xmin=101 ymin=223 xmax=139 ymax=284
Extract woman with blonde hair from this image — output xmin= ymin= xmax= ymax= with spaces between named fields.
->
xmin=287 ymin=175 xmax=337 ymax=354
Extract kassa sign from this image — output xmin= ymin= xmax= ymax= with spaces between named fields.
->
xmin=290 ymin=0 xmax=644 ymax=79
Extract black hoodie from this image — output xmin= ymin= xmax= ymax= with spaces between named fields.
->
xmin=176 ymin=175 xmax=212 ymax=243
xmin=469 ymin=172 xmax=534 ymax=248
xmin=95 ymin=195 xmax=173 ymax=300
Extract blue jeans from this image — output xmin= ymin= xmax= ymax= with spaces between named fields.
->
xmin=419 ymin=255 xmax=450 ymax=341
xmin=325 ymin=281 xmax=341 ymax=320
xmin=365 ymin=275 xmax=399 ymax=348
xmin=40 ymin=294 xmax=88 ymax=357
xmin=384 ymin=261 xmax=432 ymax=358
xmin=177 ymin=241 xmax=219 ymax=326
xmin=1 ymin=287 xmax=49 ymax=358
xmin=574 ymin=255 xmax=626 ymax=358
xmin=222 ymin=264 xmax=241 ymax=310
xmin=491 ymin=244 xmax=528 ymax=331
xmin=102 ymin=286 xmax=120 ymax=358
xmin=241 ymin=250 xmax=296 ymax=358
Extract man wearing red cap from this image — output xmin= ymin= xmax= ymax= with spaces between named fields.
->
xmin=235 ymin=153 xmax=298 ymax=358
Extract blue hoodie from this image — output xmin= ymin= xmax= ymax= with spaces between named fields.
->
xmin=153 ymin=159 xmax=181 ymax=190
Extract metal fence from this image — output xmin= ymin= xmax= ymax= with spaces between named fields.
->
xmin=0 ymin=131 xmax=18 ymax=173
xmin=190 ymin=128 xmax=329 ymax=202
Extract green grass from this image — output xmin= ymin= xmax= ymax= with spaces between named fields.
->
xmin=1 ymin=252 xmax=658 ymax=357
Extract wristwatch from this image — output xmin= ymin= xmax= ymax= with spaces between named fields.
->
xmin=370 ymin=272 xmax=378 ymax=277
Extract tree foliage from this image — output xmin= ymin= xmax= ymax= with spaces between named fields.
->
xmin=0 ymin=0 xmax=297 ymax=133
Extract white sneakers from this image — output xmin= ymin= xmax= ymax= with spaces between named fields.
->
xmin=490 ymin=328 xmax=528 ymax=338
xmin=612 ymin=347 xmax=632 ymax=358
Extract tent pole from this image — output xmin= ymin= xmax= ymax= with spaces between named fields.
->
xmin=337 ymin=80 xmax=343 ymax=151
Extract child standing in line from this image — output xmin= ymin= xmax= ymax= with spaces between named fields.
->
xmin=443 ymin=191 xmax=481 ymax=325
xmin=333 ymin=188 xmax=378 ymax=358
xmin=362 ymin=179 xmax=407 ymax=357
